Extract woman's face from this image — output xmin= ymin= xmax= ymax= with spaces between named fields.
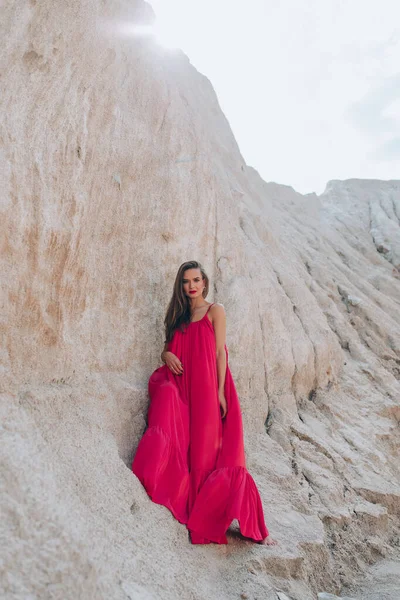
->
xmin=182 ymin=268 xmax=204 ymax=299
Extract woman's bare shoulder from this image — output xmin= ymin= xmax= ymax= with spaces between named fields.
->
xmin=211 ymin=302 xmax=225 ymax=310
xmin=209 ymin=303 xmax=226 ymax=318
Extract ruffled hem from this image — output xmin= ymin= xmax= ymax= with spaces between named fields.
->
xmin=132 ymin=425 xmax=189 ymax=524
xmin=132 ymin=429 xmax=269 ymax=545
xmin=186 ymin=465 xmax=269 ymax=544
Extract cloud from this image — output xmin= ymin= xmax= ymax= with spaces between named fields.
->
xmin=345 ymin=73 xmax=400 ymax=135
xmin=369 ymin=137 xmax=400 ymax=161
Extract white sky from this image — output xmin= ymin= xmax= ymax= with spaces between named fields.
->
xmin=148 ymin=0 xmax=400 ymax=195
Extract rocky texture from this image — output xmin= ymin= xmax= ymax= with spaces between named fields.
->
xmin=317 ymin=593 xmax=356 ymax=600
xmin=341 ymin=557 xmax=400 ymax=599
xmin=1 ymin=2 xmax=400 ymax=599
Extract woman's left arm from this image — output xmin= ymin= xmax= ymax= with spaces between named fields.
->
xmin=212 ymin=304 xmax=228 ymax=417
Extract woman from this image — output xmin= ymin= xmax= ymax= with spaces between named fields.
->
xmin=132 ymin=260 xmax=277 ymax=545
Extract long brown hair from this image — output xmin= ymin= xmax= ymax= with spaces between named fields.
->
xmin=164 ymin=261 xmax=210 ymax=343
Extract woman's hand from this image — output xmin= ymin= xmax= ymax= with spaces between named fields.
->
xmin=163 ymin=351 xmax=184 ymax=376
xmin=219 ymin=391 xmax=227 ymax=419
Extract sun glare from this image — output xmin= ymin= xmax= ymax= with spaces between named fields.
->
xmin=118 ymin=22 xmax=181 ymax=50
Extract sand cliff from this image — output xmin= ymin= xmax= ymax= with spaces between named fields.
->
xmin=1 ymin=2 xmax=399 ymax=599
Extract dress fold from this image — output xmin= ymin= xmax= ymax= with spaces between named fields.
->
xmin=187 ymin=466 xmax=268 ymax=543
xmin=132 ymin=425 xmax=189 ymax=524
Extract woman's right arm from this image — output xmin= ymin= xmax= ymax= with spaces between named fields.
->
xmin=161 ymin=342 xmax=169 ymax=363
xmin=161 ymin=342 xmax=184 ymax=375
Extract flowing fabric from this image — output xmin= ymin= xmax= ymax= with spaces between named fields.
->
xmin=132 ymin=303 xmax=269 ymax=544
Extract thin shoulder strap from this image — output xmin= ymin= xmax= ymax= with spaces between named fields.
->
xmin=206 ymin=303 xmax=214 ymax=314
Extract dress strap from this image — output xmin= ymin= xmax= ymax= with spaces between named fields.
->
xmin=206 ymin=303 xmax=214 ymax=314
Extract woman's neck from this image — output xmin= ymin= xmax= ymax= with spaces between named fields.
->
xmin=190 ymin=299 xmax=208 ymax=311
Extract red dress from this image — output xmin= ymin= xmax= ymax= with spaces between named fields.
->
xmin=132 ymin=303 xmax=269 ymax=544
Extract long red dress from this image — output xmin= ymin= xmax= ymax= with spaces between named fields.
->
xmin=132 ymin=303 xmax=269 ymax=544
